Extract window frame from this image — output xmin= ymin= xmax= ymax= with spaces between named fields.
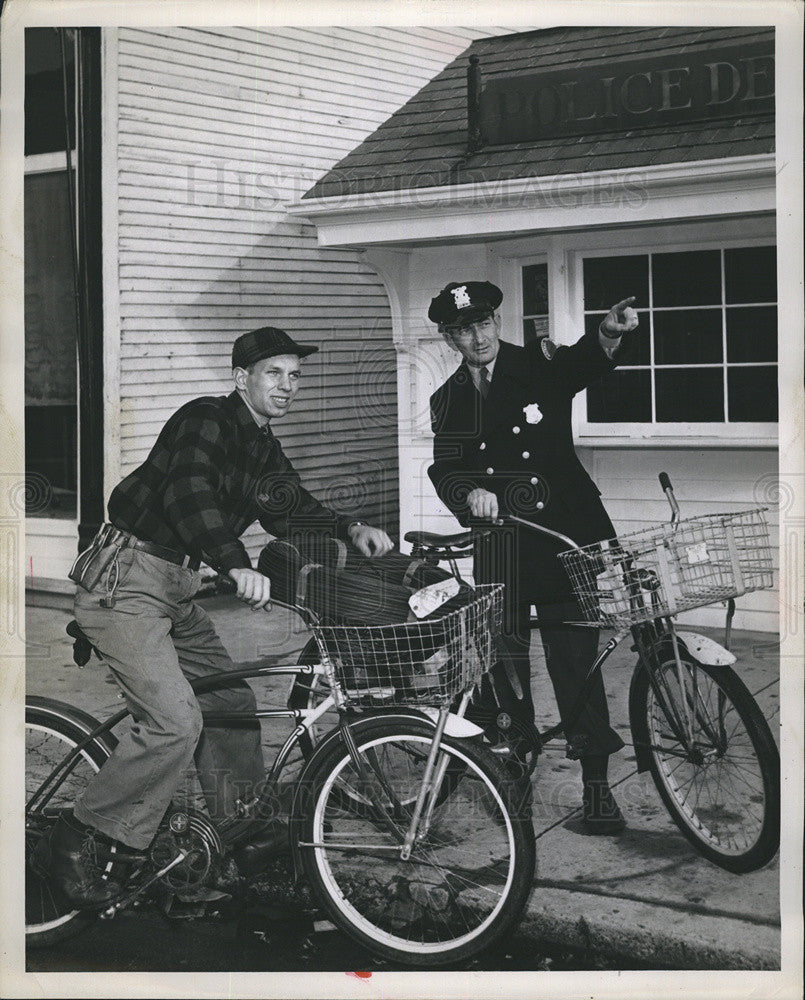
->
xmin=24 ymin=150 xmax=80 ymax=525
xmin=564 ymin=230 xmax=778 ymax=447
xmin=520 ymin=255 xmax=550 ymax=347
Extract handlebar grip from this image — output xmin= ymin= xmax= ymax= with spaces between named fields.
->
xmin=214 ymin=574 xmax=238 ymax=594
xmin=658 ymin=471 xmax=673 ymax=492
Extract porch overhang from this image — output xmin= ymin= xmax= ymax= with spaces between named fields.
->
xmin=287 ymin=153 xmax=776 ymax=247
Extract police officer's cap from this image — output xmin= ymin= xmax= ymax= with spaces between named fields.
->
xmin=232 ymin=326 xmax=318 ymax=369
xmin=428 ymin=281 xmax=503 ymax=327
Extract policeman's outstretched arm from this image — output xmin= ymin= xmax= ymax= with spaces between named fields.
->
xmin=600 ymin=296 xmax=639 ymax=340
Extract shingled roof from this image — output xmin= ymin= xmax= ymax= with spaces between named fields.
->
xmin=304 ymin=26 xmax=774 ymax=200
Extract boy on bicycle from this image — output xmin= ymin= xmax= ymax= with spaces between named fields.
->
xmin=33 ymin=326 xmax=393 ymax=908
xmin=426 ymin=281 xmax=639 ymax=833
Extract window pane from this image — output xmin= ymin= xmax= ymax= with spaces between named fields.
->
xmin=584 ymin=314 xmax=649 ymax=365
xmin=583 ymin=255 xmax=648 ymax=312
xmin=25 ymin=170 xmax=78 ymax=518
xmin=726 ymin=306 xmax=777 ymax=363
xmin=653 ymin=309 xmax=723 ymax=365
xmin=725 ymin=246 xmax=776 ymax=304
xmin=522 ymin=262 xmax=549 ymax=316
xmin=523 ymin=316 xmax=549 ymax=346
xmin=652 ymin=250 xmax=721 ymax=307
xmin=25 ymin=405 xmax=78 ymax=514
xmin=587 ymin=369 xmax=651 ymax=422
xmin=26 ymin=28 xmax=76 ymax=156
xmin=655 ymin=368 xmax=724 ymax=422
xmin=728 ymin=366 xmax=778 ymax=422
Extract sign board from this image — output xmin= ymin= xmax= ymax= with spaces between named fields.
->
xmin=478 ymin=41 xmax=774 ymax=146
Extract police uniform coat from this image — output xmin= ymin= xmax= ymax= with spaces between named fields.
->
xmin=428 ymin=329 xmax=632 ymax=609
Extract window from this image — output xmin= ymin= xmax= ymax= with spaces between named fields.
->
xmin=25 ymin=27 xmax=78 ymax=519
xmin=581 ymin=246 xmax=777 ymax=427
xmin=521 ymin=262 xmax=549 ymax=346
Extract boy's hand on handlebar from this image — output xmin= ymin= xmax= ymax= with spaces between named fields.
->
xmin=467 ymin=487 xmax=499 ymax=520
xmin=348 ymin=524 xmax=394 ymax=558
xmin=228 ymin=567 xmax=272 ymax=610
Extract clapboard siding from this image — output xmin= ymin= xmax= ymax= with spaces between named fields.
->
xmin=114 ymin=26 xmax=497 ymax=560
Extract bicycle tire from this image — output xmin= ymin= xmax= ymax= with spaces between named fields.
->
xmin=25 ymin=700 xmax=119 ymax=947
xmin=299 ymin=715 xmax=535 ymax=967
xmin=631 ymin=652 xmax=779 ymax=873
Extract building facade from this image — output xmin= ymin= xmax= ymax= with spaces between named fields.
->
xmin=296 ymin=26 xmax=779 ymax=631
xmin=24 ymin=25 xmax=503 ymax=591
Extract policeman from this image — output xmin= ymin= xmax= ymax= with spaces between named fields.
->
xmin=427 ymin=281 xmax=639 ymax=833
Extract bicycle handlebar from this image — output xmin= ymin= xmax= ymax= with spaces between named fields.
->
xmin=407 ymin=472 xmax=684 ymax=562
xmin=658 ymin=470 xmax=681 ymax=524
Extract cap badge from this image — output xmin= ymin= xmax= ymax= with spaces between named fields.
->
xmin=523 ymin=403 xmax=543 ymax=425
xmin=451 ymin=285 xmax=471 ymax=309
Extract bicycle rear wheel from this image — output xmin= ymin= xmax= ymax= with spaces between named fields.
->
xmin=25 ymin=699 xmax=118 ymax=946
xmin=632 ymin=653 xmax=779 ymax=872
xmin=299 ymin=716 xmax=535 ymax=967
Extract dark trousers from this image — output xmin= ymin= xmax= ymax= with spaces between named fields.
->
xmin=480 ymin=599 xmax=624 ymax=759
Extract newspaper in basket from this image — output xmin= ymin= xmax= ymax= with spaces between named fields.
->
xmin=558 ymin=508 xmax=773 ymax=629
xmin=310 ymin=584 xmax=504 ymax=707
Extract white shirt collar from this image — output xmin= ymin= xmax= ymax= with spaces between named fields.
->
xmin=468 ymin=353 xmax=497 ymax=388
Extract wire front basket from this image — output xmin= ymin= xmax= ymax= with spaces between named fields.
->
xmin=558 ymin=508 xmax=774 ymax=630
xmin=310 ymin=584 xmax=504 ymax=707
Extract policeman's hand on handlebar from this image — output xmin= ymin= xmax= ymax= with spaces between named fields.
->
xmin=228 ymin=567 xmax=272 ymax=610
xmin=467 ymin=487 xmax=499 ymax=520
xmin=348 ymin=523 xmax=394 ymax=558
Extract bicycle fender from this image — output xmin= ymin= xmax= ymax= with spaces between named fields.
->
xmin=673 ymin=631 xmax=737 ymax=666
xmin=26 ymin=696 xmax=120 ymax=757
xmin=416 ymin=706 xmax=485 ymax=739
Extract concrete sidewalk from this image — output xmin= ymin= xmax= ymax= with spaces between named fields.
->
xmin=24 ymin=594 xmax=781 ymax=970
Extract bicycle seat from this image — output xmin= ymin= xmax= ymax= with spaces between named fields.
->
xmin=404 ymin=530 xmax=474 ymax=549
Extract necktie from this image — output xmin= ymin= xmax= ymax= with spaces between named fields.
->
xmin=477 ymin=365 xmax=490 ymax=400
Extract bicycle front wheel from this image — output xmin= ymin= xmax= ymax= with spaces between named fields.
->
xmin=299 ymin=716 xmax=535 ymax=967
xmin=632 ymin=653 xmax=779 ymax=873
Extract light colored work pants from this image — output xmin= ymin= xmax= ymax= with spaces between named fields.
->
xmin=73 ymin=546 xmax=264 ymax=849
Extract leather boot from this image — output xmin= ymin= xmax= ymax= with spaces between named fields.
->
xmin=580 ymin=756 xmax=626 ymax=835
xmin=30 ymin=810 xmax=123 ymax=908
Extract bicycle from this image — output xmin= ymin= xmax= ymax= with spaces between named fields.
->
xmin=399 ymin=472 xmax=780 ymax=874
xmin=26 ymin=582 xmax=537 ymax=967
